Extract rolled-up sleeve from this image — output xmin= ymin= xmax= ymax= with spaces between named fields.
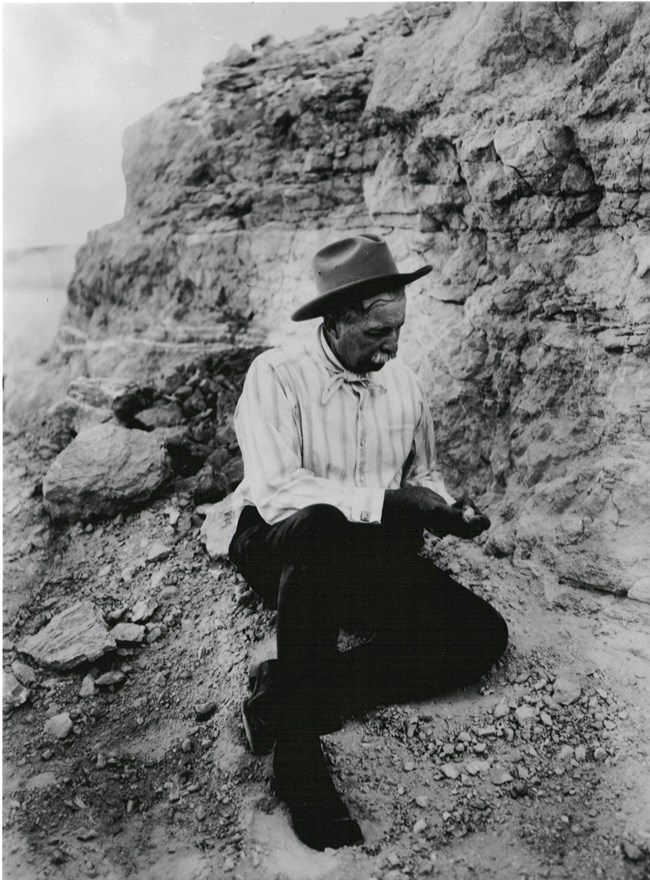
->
xmin=234 ymin=356 xmax=384 ymax=525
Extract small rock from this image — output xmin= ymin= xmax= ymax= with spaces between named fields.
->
xmin=557 ymin=745 xmax=574 ymax=762
xmin=131 ymin=597 xmax=158 ymax=623
xmin=593 ymin=747 xmax=607 ymax=762
xmin=441 ymin=764 xmax=459 ymax=780
xmin=491 ymin=768 xmax=514 ymax=785
xmin=414 ymin=795 xmax=429 ymax=808
xmin=514 ymin=705 xmax=536 ymax=725
xmin=96 ymin=754 xmax=107 ymax=769
xmin=109 ymin=623 xmax=145 ymax=645
xmin=195 ymin=701 xmax=217 ymax=721
xmin=493 ymin=701 xmax=509 ymax=719
xmin=95 ymin=670 xmax=126 ymax=688
xmin=575 ymin=745 xmax=586 ymax=761
xmin=44 ymin=712 xmax=73 ymax=739
xmin=147 ymin=543 xmax=172 ymax=564
xmin=12 ymin=660 xmax=37 ymax=686
xmin=146 ymin=627 xmax=163 ymax=644
xmin=195 ymin=804 xmax=207 ymax=821
xmin=621 ymin=841 xmax=645 ymax=862
xmin=540 ymin=711 xmax=553 ymax=726
xmin=182 ymin=739 xmax=192 ymax=753
xmin=403 ymin=761 xmax=415 ymax=772
xmin=106 ymin=606 xmax=127 ymax=624
xmin=553 ymin=677 xmax=581 ymax=706
xmin=413 ymin=818 xmax=427 ymax=834
xmin=76 ymin=828 xmax=98 ymax=841
xmin=79 ymin=675 xmax=96 ymax=698
xmin=3 ymin=671 xmax=30 ymax=711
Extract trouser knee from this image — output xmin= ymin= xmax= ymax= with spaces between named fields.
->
xmin=274 ymin=504 xmax=349 ymax=562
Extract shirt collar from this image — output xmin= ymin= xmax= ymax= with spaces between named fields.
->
xmin=315 ymin=324 xmax=388 ymax=388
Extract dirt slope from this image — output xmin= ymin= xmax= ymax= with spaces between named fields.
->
xmin=4 ymin=433 xmax=649 ymax=880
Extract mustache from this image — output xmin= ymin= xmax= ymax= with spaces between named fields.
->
xmin=370 ymin=351 xmax=396 ymax=366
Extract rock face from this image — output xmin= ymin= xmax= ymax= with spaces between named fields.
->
xmin=59 ymin=3 xmax=649 ymax=594
xmin=43 ymin=423 xmax=172 ymax=521
xmin=17 ymin=601 xmax=116 ymax=670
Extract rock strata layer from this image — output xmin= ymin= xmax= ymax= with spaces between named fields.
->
xmin=57 ymin=3 xmax=649 ymax=594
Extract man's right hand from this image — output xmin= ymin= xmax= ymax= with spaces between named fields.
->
xmin=382 ymin=486 xmax=490 ymax=540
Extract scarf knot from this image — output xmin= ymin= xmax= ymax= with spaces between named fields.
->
xmin=321 ymin=371 xmax=386 ymax=405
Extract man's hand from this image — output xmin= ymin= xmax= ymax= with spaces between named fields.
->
xmin=383 ymin=487 xmax=490 ymax=540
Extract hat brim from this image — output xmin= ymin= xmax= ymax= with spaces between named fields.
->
xmin=291 ymin=265 xmax=432 ymax=322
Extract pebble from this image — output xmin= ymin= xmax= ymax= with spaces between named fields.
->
xmin=147 ymin=543 xmax=172 ymax=564
xmin=514 ymin=705 xmax=536 ymax=725
xmin=575 ymin=746 xmax=586 ymax=761
xmin=553 ymin=677 xmax=581 ymax=706
xmin=96 ymin=754 xmax=107 ymax=769
xmin=493 ymin=701 xmax=509 ymax=719
xmin=147 ymin=628 xmax=163 ymax=644
xmin=79 ymin=675 xmax=96 ymax=698
xmin=182 ymin=739 xmax=192 ymax=753
xmin=195 ymin=805 xmax=207 ymax=821
xmin=131 ymin=597 xmax=159 ymax=623
xmin=95 ymin=670 xmax=126 ymax=687
xmin=12 ymin=660 xmax=37 ymax=686
xmin=621 ymin=841 xmax=645 ymax=862
xmin=593 ymin=747 xmax=607 ymax=762
xmin=540 ymin=711 xmax=553 ymax=726
xmin=403 ymin=761 xmax=415 ymax=772
xmin=110 ymin=623 xmax=145 ymax=644
xmin=44 ymin=712 xmax=73 ymax=739
xmin=442 ymin=764 xmax=459 ymax=780
xmin=195 ymin=701 xmax=217 ymax=721
xmin=413 ymin=818 xmax=427 ymax=834
xmin=491 ymin=768 xmax=513 ymax=785
xmin=414 ymin=795 xmax=429 ymax=808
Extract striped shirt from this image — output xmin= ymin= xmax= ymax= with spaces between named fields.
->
xmin=231 ymin=325 xmax=454 ymax=526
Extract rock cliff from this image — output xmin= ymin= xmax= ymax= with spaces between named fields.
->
xmin=59 ymin=2 xmax=649 ymax=597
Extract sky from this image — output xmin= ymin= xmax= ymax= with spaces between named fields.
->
xmin=3 ymin=1 xmax=394 ymax=252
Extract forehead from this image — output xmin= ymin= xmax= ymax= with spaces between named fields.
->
xmin=358 ymin=291 xmax=406 ymax=328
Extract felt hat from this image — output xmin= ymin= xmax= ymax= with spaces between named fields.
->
xmin=291 ymin=234 xmax=432 ymax=321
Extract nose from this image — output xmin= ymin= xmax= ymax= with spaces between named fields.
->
xmin=384 ymin=328 xmax=400 ymax=354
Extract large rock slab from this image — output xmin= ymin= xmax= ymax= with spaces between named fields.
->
xmin=17 ymin=600 xmax=116 ymax=670
xmin=43 ymin=423 xmax=172 ymax=521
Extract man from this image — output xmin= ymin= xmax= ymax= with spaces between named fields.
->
xmin=228 ymin=234 xmax=508 ymax=851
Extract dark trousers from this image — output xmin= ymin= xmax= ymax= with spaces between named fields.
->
xmin=229 ymin=504 xmax=508 ymax=731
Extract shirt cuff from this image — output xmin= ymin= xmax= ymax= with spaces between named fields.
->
xmin=349 ymin=487 xmax=384 ymax=525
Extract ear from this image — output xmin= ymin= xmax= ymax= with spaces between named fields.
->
xmin=323 ymin=314 xmax=340 ymax=338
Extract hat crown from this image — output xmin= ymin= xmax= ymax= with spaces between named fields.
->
xmin=312 ymin=235 xmax=400 ymax=296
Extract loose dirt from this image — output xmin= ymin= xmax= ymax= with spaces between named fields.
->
xmin=3 ymin=432 xmax=649 ymax=880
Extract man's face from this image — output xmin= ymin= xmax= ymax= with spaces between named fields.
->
xmin=328 ymin=290 xmax=406 ymax=374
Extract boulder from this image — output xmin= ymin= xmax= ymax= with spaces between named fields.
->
xmin=42 ymin=423 xmax=172 ymax=521
xmin=17 ymin=600 xmax=116 ymax=670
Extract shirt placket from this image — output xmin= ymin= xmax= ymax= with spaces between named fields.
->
xmin=356 ymin=387 xmax=366 ymax=488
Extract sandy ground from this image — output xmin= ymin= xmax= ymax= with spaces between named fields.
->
xmin=3 ymin=431 xmax=650 ymax=880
